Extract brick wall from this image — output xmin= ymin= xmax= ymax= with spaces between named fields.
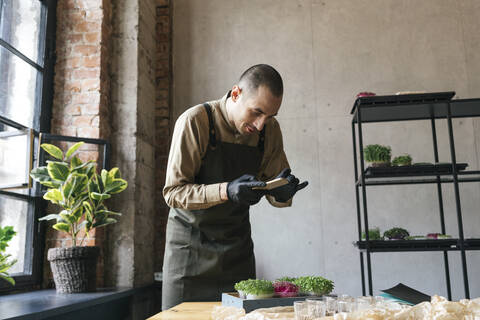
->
xmin=44 ymin=0 xmax=171 ymax=290
xmin=154 ymin=0 xmax=171 ymax=272
xmin=44 ymin=0 xmax=112 ymax=288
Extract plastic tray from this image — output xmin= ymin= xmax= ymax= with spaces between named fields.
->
xmin=221 ymin=293 xmax=321 ymax=313
xmin=364 ymin=163 xmax=468 ymax=178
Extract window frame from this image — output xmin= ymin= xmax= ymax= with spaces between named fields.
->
xmin=0 ymin=0 xmax=57 ymax=292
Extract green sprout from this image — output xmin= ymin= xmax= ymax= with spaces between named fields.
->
xmin=293 ymin=276 xmax=334 ymax=295
xmin=234 ymin=279 xmax=274 ymax=295
xmin=392 ymin=154 xmax=412 ymax=166
xmin=362 ymin=227 xmax=382 ymax=240
xmin=276 ymin=276 xmax=297 ymax=283
xmin=384 ymin=227 xmax=410 ymax=240
xmin=363 ymin=144 xmax=392 ymax=164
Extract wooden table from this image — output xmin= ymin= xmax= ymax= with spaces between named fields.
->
xmin=147 ymin=302 xmax=221 ymax=320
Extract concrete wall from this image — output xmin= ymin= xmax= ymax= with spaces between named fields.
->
xmin=172 ymin=0 xmax=480 ymax=299
xmin=108 ymin=0 xmax=156 ymax=290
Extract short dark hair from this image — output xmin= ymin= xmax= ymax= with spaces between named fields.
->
xmin=238 ymin=64 xmax=283 ymax=97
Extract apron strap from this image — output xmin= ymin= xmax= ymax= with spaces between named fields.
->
xmin=258 ymin=127 xmax=266 ymax=153
xmin=203 ymin=102 xmax=266 ymax=152
xmin=203 ymin=103 xmax=217 ymax=149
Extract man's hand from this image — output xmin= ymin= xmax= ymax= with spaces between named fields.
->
xmin=265 ymin=168 xmax=308 ymax=203
xmin=227 ymin=174 xmax=267 ymax=206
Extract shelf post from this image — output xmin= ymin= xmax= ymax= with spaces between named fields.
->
xmin=352 ymin=120 xmax=366 ymax=295
xmin=430 ymin=116 xmax=452 ymax=300
xmin=356 ymin=105 xmax=373 ymax=295
xmin=446 ymin=102 xmax=470 ymax=299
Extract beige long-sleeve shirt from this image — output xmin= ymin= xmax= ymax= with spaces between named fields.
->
xmin=163 ymin=91 xmax=292 ymax=210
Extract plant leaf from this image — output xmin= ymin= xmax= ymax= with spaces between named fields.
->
xmin=104 ymin=179 xmax=128 ymax=194
xmin=96 ymin=210 xmax=122 ymax=216
xmin=0 ymin=226 xmax=16 ymax=243
xmin=30 ymin=167 xmax=63 ymax=188
xmin=84 ymin=163 xmax=97 ymax=179
xmin=77 ymin=220 xmax=88 ymax=231
xmin=52 ymin=223 xmax=70 ymax=233
xmin=83 ymin=201 xmax=92 ymax=213
xmin=90 ymin=192 xmax=111 ymax=201
xmin=59 ymin=212 xmax=76 ymax=225
xmin=88 ymin=175 xmax=100 ymax=194
xmin=65 ymin=142 xmax=84 ymax=159
xmin=93 ymin=218 xmax=117 ymax=228
xmin=41 ymin=143 xmax=63 ymax=160
xmin=109 ymin=167 xmax=121 ymax=179
xmin=101 ymin=169 xmax=109 ymax=190
xmin=47 ymin=162 xmax=70 ymax=181
xmin=0 ymin=274 xmax=15 ymax=285
xmin=38 ymin=214 xmax=61 ymax=221
xmin=72 ymin=174 xmax=88 ymax=195
xmin=70 ymin=156 xmax=82 ymax=170
xmin=43 ymin=189 xmax=63 ymax=204
xmin=72 ymin=205 xmax=84 ymax=222
xmin=30 ymin=166 xmax=52 ymax=183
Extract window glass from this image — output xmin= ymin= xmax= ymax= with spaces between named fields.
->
xmin=0 ymin=45 xmax=40 ymax=128
xmin=0 ymin=197 xmax=28 ymax=274
xmin=0 ymin=0 xmax=44 ymax=64
xmin=0 ymin=129 xmax=31 ymax=189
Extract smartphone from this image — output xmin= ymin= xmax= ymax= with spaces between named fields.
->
xmin=252 ymin=177 xmax=288 ymax=190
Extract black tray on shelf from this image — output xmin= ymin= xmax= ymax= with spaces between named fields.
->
xmin=465 ymin=238 xmax=480 ymax=248
xmin=364 ymin=163 xmax=468 ymax=178
xmin=350 ymin=91 xmax=456 ymax=113
xmin=355 ymin=239 xmax=459 ymax=251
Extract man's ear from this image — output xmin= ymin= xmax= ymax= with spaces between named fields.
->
xmin=231 ymin=85 xmax=242 ymax=102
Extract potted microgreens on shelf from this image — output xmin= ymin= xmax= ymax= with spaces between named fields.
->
xmin=392 ymin=154 xmax=413 ymax=166
xmin=30 ymin=142 xmax=128 ymax=293
xmin=234 ymin=279 xmax=274 ymax=299
xmin=362 ymin=227 xmax=382 ymax=240
xmin=0 ymin=226 xmax=17 ymax=286
xmin=363 ymin=144 xmax=392 ymax=167
xmin=383 ymin=227 xmax=410 ymax=240
xmin=293 ymin=276 xmax=334 ymax=296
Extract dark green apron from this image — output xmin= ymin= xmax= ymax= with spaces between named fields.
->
xmin=162 ymin=103 xmax=265 ymax=310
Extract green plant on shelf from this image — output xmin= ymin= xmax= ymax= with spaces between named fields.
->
xmin=392 ymin=154 xmax=412 ymax=166
xmin=0 ymin=226 xmax=17 ymax=285
xmin=362 ymin=227 xmax=382 ymax=240
xmin=383 ymin=227 xmax=410 ymax=240
xmin=363 ymin=144 xmax=391 ymax=166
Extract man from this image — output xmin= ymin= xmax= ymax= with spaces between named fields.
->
xmin=162 ymin=64 xmax=308 ymax=310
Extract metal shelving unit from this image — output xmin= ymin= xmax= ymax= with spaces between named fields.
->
xmin=351 ymin=91 xmax=480 ymax=300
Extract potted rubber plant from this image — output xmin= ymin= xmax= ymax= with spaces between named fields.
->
xmin=30 ymin=142 xmax=128 ymax=293
xmin=363 ymin=144 xmax=392 ymax=167
xmin=0 ymin=226 xmax=17 ymax=285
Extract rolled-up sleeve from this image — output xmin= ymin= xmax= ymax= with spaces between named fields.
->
xmin=163 ymin=108 xmax=227 ymax=210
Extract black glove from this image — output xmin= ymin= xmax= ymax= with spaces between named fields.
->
xmin=265 ymin=168 xmax=308 ymax=203
xmin=227 ymin=174 xmax=266 ymax=206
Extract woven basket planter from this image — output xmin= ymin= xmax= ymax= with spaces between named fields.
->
xmin=47 ymin=246 xmax=99 ymax=293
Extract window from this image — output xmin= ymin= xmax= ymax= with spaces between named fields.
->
xmin=0 ymin=0 xmax=56 ymax=291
